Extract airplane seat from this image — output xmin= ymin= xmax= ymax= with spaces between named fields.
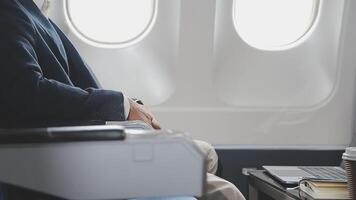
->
xmin=0 ymin=123 xmax=205 ymax=200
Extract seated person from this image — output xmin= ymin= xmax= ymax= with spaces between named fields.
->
xmin=0 ymin=0 xmax=245 ymax=200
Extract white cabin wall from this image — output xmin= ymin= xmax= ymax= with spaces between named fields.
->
xmin=341 ymin=0 xmax=356 ymax=145
xmin=156 ymin=0 xmax=356 ymax=147
xmin=214 ymin=1 xmax=343 ymax=108
xmin=50 ymin=0 xmax=180 ymax=106
xmin=48 ymin=0 xmax=356 ymax=147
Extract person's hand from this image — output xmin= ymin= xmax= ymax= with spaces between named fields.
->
xmin=127 ymin=99 xmax=161 ymax=129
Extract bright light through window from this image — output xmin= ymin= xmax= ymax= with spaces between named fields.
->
xmin=234 ymin=0 xmax=319 ymax=50
xmin=66 ymin=0 xmax=156 ymax=46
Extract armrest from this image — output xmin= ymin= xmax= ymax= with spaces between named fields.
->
xmin=0 ymin=128 xmax=205 ymax=199
xmin=0 ymin=125 xmax=125 ymax=144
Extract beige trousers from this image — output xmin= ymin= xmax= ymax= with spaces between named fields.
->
xmin=193 ymin=140 xmax=246 ymax=200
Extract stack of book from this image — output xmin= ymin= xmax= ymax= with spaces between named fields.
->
xmin=299 ymin=179 xmax=350 ymax=199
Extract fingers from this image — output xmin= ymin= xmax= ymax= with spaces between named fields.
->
xmin=127 ymin=100 xmax=161 ymax=129
xmin=140 ymin=113 xmax=153 ymax=127
xmin=143 ymin=112 xmax=161 ymax=130
xmin=151 ymin=118 xmax=161 ymax=129
xmin=138 ymin=104 xmax=161 ymax=129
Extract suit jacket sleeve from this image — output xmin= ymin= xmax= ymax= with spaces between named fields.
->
xmin=0 ymin=21 xmax=126 ymax=125
xmin=50 ymin=21 xmax=102 ymax=90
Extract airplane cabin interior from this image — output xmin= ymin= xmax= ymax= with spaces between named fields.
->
xmin=0 ymin=0 xmax=356 ymax=200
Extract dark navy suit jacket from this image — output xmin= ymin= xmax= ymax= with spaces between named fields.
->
xmin=0 ymin=0 xmax=126 ymax=128
xmin=0 ymin=0 xmax=127 ymax=199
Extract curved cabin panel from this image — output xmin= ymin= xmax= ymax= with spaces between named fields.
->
xmin=47 ymin=0 xmax=355 ymax=146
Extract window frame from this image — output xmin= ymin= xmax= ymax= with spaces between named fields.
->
xmin=64 ymin=0 xmax=158 ymax=48
xmin=232 ymin=0 xmax=322 ymax=51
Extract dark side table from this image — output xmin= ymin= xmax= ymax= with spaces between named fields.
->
xmin=247 ymin=170 xmax=313 ymax=200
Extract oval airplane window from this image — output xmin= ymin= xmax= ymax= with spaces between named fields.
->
xmin=65 ymin=0 xmax=156 ymax=47
xmin=233 ymin=0 xmax=319 ymax=50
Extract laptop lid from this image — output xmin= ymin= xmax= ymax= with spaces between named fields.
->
xmin=263 ymin=166 xmax=313 ymax=184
